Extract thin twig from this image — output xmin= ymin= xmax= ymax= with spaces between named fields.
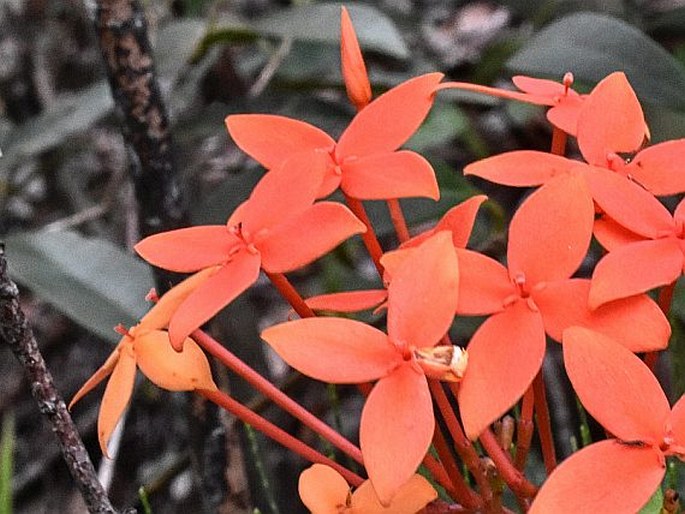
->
xmin=248 ymin=38 xmax=293 ymax=99
xmin=0 ymin=245 xmax=127 ymax=514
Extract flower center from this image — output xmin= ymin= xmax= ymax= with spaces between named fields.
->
xmin=228 ymin=223 xmax=260 ymax=255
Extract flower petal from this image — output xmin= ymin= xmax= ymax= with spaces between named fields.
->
xmin=563 ymin=326 xmax=670 ymax=443
xmin=529 ymin=440 xmax=664 ymax=514
xmin=259 ymin=202 xmax=365 ymax=273
xmin=140 ymin=266 xmax=220 ymax=331
xmin=336 ymin=73 xmax=443 ymax=158
xmin=135 ymin=226 xmax=238 ymax=273
xmin=586 ymin=167 xmax=674 ymax=239
xmin=299 ymin=464 xmax=350 ymax=514
xmin=306 ymin=290 xmax=388 ymax=313
xmin=594 ymin=215 xmax=646 ymax=252
xmin=458 ymin=302 xmax=545 ymax=440
xmin=239 ymin=151 xmax=325 ymax=234
xmin=508 ymin=173 xmax=593 ymax=284
xmin=627 ymin=139 xmax=685 ymax=196
xmin=546 ymin=95 xmax=584 ymax=135
xmin=589 ymin=238 xmax=683 ymax=308
xmin=69 ymin=340 xmax=122 ymax=410
xmin=512 ymin=75 xmax=566 ymax=97
xmin=225 ymin=114 xmax=335 ymax=169
xmin=669 ymin=395 xmax=685 ymax=447
xmin=360 ymin=363 xmax=434 ymax=505
xmin=351 ymin=474 xmax=437 ymax=514
xmin=456 ymin=249 xmax=513 ymax=315
xmin=98 ymin=342 xmax=136 ymax=456
xmin=577 ymin=72 xmax=647 ymax=166
xmin=386 ymin=231 xmax=459 ymax=348
xmin=261 ymin=318 xmax=402 ymax=383
xmin=340 ymin=7 xmax=371 ymax=111
xmin=341 ymin=151 xmax=439 ymax=200
xmin=168 ymin=250 xmax=261 ymax=349
xmin=134 ymin=330 xmax=217 ymax=391
xmin=464 ymin=151 xmax=575 ymax=187
xmin=535 ymin=279 xmax=670 ymax=352
xmin=401 ymin=195 xmax=488 ymax=250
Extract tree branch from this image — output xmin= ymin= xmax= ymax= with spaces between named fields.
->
xmin=0 ymin=245 xmax=130 ymax=514
xmin=94 ymin=0 xmax=187 ymax=243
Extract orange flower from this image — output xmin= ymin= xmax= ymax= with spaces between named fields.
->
xmin=588 ymin=188 xmax=685 ymax=308
xmin=298 ymin=464 xmax=437 ymax=514
xmin=135 ymin=153 xmax=365 ymax=349
xmin=438 ymin=72 xmax=584 ymax=135
xmin=69 ymin=269 xmax=218 ymax=456
xmin=340 ymin=7 xmax=371 ymax=111
xmin=262 ymin=232 xmax=461 ymax=504
xmin=530 ymin=327 xmax=685 ymax=513
xmin=464 ymin=72 xmax=685 ymax=197
xmin=452 ymin=174 xmax=669 ymax=439
xmin=225 ymin=72 xmax=442 ymax=200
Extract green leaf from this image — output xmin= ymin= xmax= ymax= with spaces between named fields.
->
xmin=638 ymin=486 xmax=662 ymax=514
xmin=0 ymin=82 xmax=113 ymax=171
xmin=253 ymin=2 xmax=409 ymax=60
xmin=5 ymin=230 xmax=154 ymax=343
xmin=507 ymin=12 xmax=685 ymax=110
xmin=154 ymin=19 xmax=208 ymax=83
xmin=0 ymin=413 xmax=13 ymax=514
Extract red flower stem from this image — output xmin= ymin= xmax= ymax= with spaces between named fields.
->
xmin=430 ymin=381 xmax=493 ymax=505
xmin=549 ymin=126 xmax=567 ymax=156
xmin=645 ymin=281 xmax=677 ymax=372
xmin=479 ymin=429 xmax=538 ymax=499
xmin=514 ymin=386 xmax=535 ymax=471
xmin=199 ymin=388 xmax=364 ymax=486
xmin=192 ymin=330 xmax=364 ymax=465
xmin=343 ymin=193 xmax=385 ymax=276
xmin=423 ymin=449 xmax=461 ymax=499
xmin=264 ymin=271 xmax=315 ymax=319
xmin=533 ymin=372 xmax=557 ymax=473
xmin=432 ymin=425 xmax=483 ymax=509
xmin=386 ymin=199 xmax=411 ymax=243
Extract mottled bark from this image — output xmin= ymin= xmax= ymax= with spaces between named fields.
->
xmin=93 ymin=0 xmax=187 ymax=242
xmin=0 ymin=245 xmax=130 ymax=514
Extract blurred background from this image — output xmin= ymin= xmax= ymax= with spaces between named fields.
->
xmin=2 ymin=0 xmax=685 ymax=512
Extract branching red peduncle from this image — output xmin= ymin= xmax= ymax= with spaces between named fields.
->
xmin=430 ymin=381 xmax=493 ymax=505
xmin=514 ymin=386 xmax=535 ymax=471
xmin=199 ymin=388 xmax=363 ymax=486
xmin=343 ymin=193 xmax=385 ymax=276
xmin=192 ymin=330 xmax=364 ymax=465
xmin=264 ymin=271 xmax=316 ymax=319
xmin=533 ymin=372 xmax=557 ymax=473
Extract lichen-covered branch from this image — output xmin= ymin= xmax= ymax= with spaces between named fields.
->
xmin=94 ymin=0 xmax=187 ymax=241
xmin=0 ymin=245 xmax=128 ymax=514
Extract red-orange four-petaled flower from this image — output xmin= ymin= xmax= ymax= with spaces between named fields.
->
xmin=225 ymin=73 xmax=443 ymax=201
xmin=464 ymin=72 xmax=685 ymax=199
xmin=261 ymin=232 xmax=461 ymax=504
xmin=589 ymin=188 xmax=685 ymax=308
xmin=135 ymin=153 xmax=365 ymax=349
xmin=449 ymin=174 xmax=669 ymax=439
xmin=530 ymin=327 xmax=685 ymax=513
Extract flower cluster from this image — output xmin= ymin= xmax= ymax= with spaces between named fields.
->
xmin=69 ymin=5 xmax=685 ymax=513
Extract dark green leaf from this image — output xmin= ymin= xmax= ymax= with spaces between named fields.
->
xmin=5 ymin=230 xmax=153 ymax=343
xmin=155 ymin=19 xmax=208 ymax=83
xmin=0 ymin=82 xmax=113 ymax=171
xmin=253 ymin=2 xmax=409 ymax=60
xmin=507 ymin=12 xmax=685 ymax=110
